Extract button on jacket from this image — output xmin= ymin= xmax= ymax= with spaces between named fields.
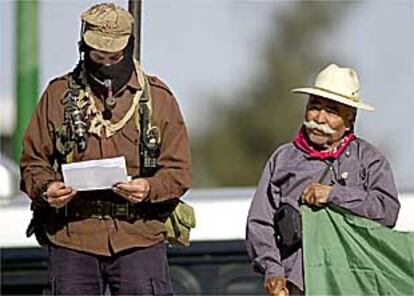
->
xmin=246 ymin=138 xmax=399 ymax=291
xmin=20 ymin=71 xmax=192 ymax=256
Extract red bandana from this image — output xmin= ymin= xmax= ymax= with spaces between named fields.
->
xmin=294 ymin=127 xmax=355 ymax=160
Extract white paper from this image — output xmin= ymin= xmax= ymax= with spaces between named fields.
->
xmin=62 ymin=156 xmax=128 ymax=191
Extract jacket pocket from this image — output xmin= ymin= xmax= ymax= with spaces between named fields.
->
xmin=119 ymin=126 xmax=140 ymax=175
xmin=121 ymin=219 xmax=165 ymax=236
xmin=67 ymin=219 xmax=104 ymax=235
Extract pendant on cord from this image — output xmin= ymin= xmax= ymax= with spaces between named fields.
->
xmin=103 ymin=79 xmax=116 ymax=120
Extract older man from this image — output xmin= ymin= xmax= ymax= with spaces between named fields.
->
xmin=246 ymin=64 xmax=400 ymax=296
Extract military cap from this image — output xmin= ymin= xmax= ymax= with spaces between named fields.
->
xmin=81 ymin=3 xmax=133 ymax=53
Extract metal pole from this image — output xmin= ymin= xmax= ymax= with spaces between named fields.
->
xmin=14 ymin=0 xmax=39 ymax=161
xmin=128 ymin=0 xmax=142 ymax=62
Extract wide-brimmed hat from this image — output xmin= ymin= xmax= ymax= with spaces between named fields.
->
xmin=81 ymin=3 xmax=133 ymax=53
xmin=291 ymin=64 xmax=374 ymax=111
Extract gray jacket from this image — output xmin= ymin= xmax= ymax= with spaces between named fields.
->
xmin=246 ymin=137 xmax=400 ymax=291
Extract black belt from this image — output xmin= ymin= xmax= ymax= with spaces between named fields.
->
xmin=61 ymin=199 xmax=142 ymax=220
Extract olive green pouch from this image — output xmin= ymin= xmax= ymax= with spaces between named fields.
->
xmin=165 ymin=201 xmax=196 ymax=247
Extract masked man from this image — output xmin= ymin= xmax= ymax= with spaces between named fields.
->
xmin=246 ymin=64 xmax=400 ymax=296
xmin=20 ymin=3 xmax=191 ymax=295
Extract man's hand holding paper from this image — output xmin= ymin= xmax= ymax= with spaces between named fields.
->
xmin=113 ymin=178 xmax=150 ymax=203
xmin=61 ymin=156 xmax=150 ymax=204
xmin=44 ymin=181 xmax=77 ymax=208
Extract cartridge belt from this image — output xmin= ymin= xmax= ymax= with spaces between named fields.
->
xmin=61 ymin=199 xmax=142 ymax=220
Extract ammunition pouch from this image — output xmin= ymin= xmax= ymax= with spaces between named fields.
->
xmin=274 ymin=203 xmax=302 ymax=258
xmin=164 ymin=200 xmax=196 ymax=247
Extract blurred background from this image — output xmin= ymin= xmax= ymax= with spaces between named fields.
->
xmin=1 ymin=0 xmax=413 ymax=191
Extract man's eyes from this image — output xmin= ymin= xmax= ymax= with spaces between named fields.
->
xmin=326 ymin=108 xmax=339 ymax=114
xmin=309 ymin=105 xmax=321 ymax=111
xmin=93 ymin=55 xmax=122 ymax=61
xmin=309 ymin=105 xmax=339 ymax=114
xmin=110 ymin=55 xmax=122 ymax=61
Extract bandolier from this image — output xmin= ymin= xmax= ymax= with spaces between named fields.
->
xmin=55 ymin=61 xmax=160 ymax=171
xmin=27 ymin=61 xmax=164 ymax=239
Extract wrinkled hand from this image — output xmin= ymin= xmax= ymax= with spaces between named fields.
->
xmin=113 ymin=178 xmax=150 ymax=203
xmin=302 ymin=182 xmax=332 ymax=207
xmin=265 ymin=276 xmax=289 ymax=296
xmin=45 ymin=181 xmax=77 ymax=208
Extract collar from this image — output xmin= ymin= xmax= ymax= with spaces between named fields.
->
xmin=125 ymin=69 xmax=142 ymax=91
xmin=107 ymin=68 xmax=142 ymax=97
xmin=293 ymin=126 xmax=355 ymax=160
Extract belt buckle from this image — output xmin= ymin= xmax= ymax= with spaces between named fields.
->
xmin=111 ymin=202 xmax=137 ymax=220
xmin=92 ymin=200 xmax=105 ymax=220
xmin=113 ymin=202 xmax=128 ymax=218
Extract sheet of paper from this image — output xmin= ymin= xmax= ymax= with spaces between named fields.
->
xmin=62 ymin=156 xmax=128 ymax=191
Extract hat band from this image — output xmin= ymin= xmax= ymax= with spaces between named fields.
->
xmin=84 ymin=22 xmax=130 ymax=36
xmin=312 ymin=86 xmax=359 ymax=103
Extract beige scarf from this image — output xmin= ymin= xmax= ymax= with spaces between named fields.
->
xmin=86 ymin=61 xmax=147 ymax=138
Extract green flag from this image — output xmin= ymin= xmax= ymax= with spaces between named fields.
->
xmin=302 ymin=205 xmax=414 ymax=295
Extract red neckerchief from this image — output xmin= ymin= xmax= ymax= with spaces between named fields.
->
xmin=294 ymin=127 xmax=355 ymax=160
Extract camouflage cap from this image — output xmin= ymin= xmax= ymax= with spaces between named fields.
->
xmin=81 ymin=3 xmax=133 ymax=53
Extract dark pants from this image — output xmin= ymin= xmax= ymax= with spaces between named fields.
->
xmin=45 ymin=242 xmax=173 ymax=295
xmin=287 ymin=282 xmax=304 ymax=296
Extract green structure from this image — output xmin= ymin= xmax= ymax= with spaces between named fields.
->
xmin=14 ymin=0 xmax=39 ymax=161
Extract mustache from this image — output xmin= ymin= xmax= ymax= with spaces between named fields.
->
xmin=303 ymin=120 xmax=336 ymax=135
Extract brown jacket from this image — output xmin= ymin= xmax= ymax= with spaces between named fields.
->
xmin=20 ymin=70 xmax=192 ymax=256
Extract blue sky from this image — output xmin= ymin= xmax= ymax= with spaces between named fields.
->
xmin=1 ymin=0 xmax=413 ymax=190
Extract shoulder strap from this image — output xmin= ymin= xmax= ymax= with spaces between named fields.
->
xmin=138 ymin=71 xmax=161 ymax=177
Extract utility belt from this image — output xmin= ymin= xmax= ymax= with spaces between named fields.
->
xmin=26 ymin=196 xmax=176 ymax=244
xmin=61 ymin=199 xmax=143 ymax=220
xmin=56 ymin=196 xmax=177 ymax=221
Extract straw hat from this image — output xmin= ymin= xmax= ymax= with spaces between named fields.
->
xmin=81 ymin=3 xmax=133 ymax=53
xmin=292 ymin=64 xmax=374 ymax=111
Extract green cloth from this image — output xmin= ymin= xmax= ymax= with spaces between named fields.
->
xmin=302 ymin=205 xmax=414 ymax=296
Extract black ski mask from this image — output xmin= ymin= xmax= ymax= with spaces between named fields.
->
xmin=83 ymin=36 xmax=135 ymax=99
